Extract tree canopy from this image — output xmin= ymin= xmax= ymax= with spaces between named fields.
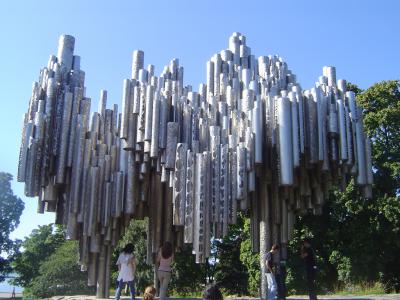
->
xmin=25 ymin=240 xmax=95 ymax=298
xmin=0 ymin=172 xmax=24 ymax=282
xmin=12 ymin=224 xmax=64 ymax=287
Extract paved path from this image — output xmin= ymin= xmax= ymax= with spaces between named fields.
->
xmin=0 ymin=291 xmax=22 ymax=299
xmin=49 ymin=295 xmax=400 ymax=300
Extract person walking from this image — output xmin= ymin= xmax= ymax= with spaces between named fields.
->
xmin=115 ymin=243 xmax=136 ymax=300
xmin=266 ymin=244 xmax=279 ymax=300
xmin=301 ymin=239 xmax=318 ymax=300
xmin=156 ymin=241 xmax=174 ymax=300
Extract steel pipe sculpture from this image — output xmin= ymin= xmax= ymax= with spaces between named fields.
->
xmin=18 ymin=33 xmax=373 ymax=298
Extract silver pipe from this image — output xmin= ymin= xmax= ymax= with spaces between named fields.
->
xmin=184 ymin=150 xmax=194 ymax=243
xmin=220 ymin=144 xmax=229 ymax=236
xmin=158 ymin=95 xmax=168 ymax=149
xmin=323 ymin=66 xmax=336 ymax=87
xmin=356 ymin=107 xmax=367 ymax=185
xmin=305 ymin=91 xmax=318 ymax=164
xmin=57 ymin=35 xmax=75 ymax=74
xmin=165 ymin=122 xmax=178 ymax=169
xmin=337 ymin=99 xmax=348 ymax=161
xmin=289 ymin=92 xmax=300 ymax=168
xmin=236 ymin=143 xmax=247 ymax=199
xmin=173 ymin=143 xmax=187 ymax=226
xmin=212 ymin=54 xmax=221 ymax=95
xmin=194 ymin=153 xmax=205 ymax=263
xmin=136 ymin=84 xmax=146 ymax=144
xmin=132 ymin=50 xmax=144 ymax=80
xmin=125 ymin=153 xmax=136 ymax=215
xmin=345 ymin=106 xmax=353 ymax=166
xmin=17 ymin=120 xmax=33 ymax=182
xmin=150 ymin=92 xmax=160 ymax=158
xmin=120 ymin=79 xmax=131 ymax=139
xmin=277 ymin=97 xmax=294 ymax=186
xmin=70 ymin=115 xmax=87 ymax=213
xmin=312 ymin=87 xmax=325 ymax=162
xmin=114 ymin=171 xmax=124 ymax=218
xmin=144 ymin=85 xmax=154 ymax=141
xmin=210 ymin=126 xmax=220 ymax=222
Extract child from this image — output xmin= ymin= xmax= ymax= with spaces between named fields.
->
xmin=143 ymin=286 xmax=157 ymax=300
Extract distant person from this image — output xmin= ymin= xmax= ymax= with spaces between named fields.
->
xmin=276 ymin=259 xmax=287 ymax=300
xmin=156 ymin=241 xmax=174 ymax=300
xmin=143 ymin=286 xmax=157 ymax=300
xmin=266 ymin=244 xmax=279 ymax=300
xmin=115 ymin=243 xmax=136 ymax=300
xmin=203 ymin=283 xmax=223 ymax=300
xmin=301 ymin=239 xmax=318 ymax=300
xmin=11 ymin=287 xmax=16 ymax=299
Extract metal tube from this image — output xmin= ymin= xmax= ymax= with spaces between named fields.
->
xmin=289 ymin=92 xmax=300 ymax=168
xmin=184 ymin=150 xmax=195 ymax=243
xmin=17 ymin=120 xmax=33 ymax=182
xmin=165 ymin=122 xmax=178 ymax=169
xmin=144 ymin=85 xmax=154 ymax=141
xmin=120 ymin=79 xmax=131 ymax=139
xmin=150 ymin=92 xmax=160 ymax=158
xmin=277 ymin=97 xmax=294 ymax=186
xmin=173 ymin=143 xmax=187 ymax=226
xmin=57 ymin=35 xmax=75 ymax=74
xmin=356 ymin=108 xmax=367 ymax=185
xmin=337 ymin=99 xmax=348 ymax=161
xmin=132 ymin=50 xmax=144 ymax=80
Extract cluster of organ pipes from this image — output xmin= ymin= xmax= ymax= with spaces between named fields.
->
xmin=18 ymin=33 xmax=373 ymax=298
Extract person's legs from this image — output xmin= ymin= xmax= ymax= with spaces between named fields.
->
xmin=115 ymin=279 xmax=124 ymax=300
xmin=157 ymin=270 xmax=165 ymax=300
xmin=275 ymin=273 xmax=286 ymax=300
xmin=163 ymin=271 xmax=171 ymax=297
xmin=266 ymin=273 xmax=277 ymax=300
xmin=306 ymin=270 xmax=317 ymax=300
xmin=158 ymin=270 xmax=171 ymax=300
xmin=128 ymin=280 xmax=135 ymax=300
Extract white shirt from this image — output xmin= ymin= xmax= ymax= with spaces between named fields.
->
xmin=116 ymin=252 xmax=135 ymax=282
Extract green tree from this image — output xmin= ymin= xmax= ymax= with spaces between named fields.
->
xmin=25 ymin=240 xmax=95 ymax=298
xmin=170 ymin=245 xmax=206 ymax=296
xmin=0 ymin=172 xmax=24 ymax=282
xmin=214 ymin=235 xmax=248 ymax=296
xmin=239 ymin=217 xmax=260 ymax=296
xmin=12 ymin=224 xmax=64 ymax=287
xmin=357 ymin=80 xmax=400 ymax=197
xmin=287 ymin=80 xmax=400 ymax=293
xmin=356 ymin=80 xmax=400 ymax=291
xmin=212 ymin=218 xmax=248 ymax=296
xmin=211 ymin=216 xmax=248 ymax=296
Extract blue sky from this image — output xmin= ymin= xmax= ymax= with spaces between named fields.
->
xmin=0 ymin=0 xmax=399 ymax=240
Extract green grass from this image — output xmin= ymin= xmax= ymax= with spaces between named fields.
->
xmin=171 ymin=291 xmax=203 ymax=298
xmin=332 ymin=282 xmax=388 ymax=295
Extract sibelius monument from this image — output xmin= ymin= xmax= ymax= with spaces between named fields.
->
xmin=18 ymin=33 xmax=373 ymax=298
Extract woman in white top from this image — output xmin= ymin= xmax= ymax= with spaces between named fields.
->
xmin=156 ymin=241 xmax=174 ymax=300
xmin=115 ymin=243 xmax=136 ymax=300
